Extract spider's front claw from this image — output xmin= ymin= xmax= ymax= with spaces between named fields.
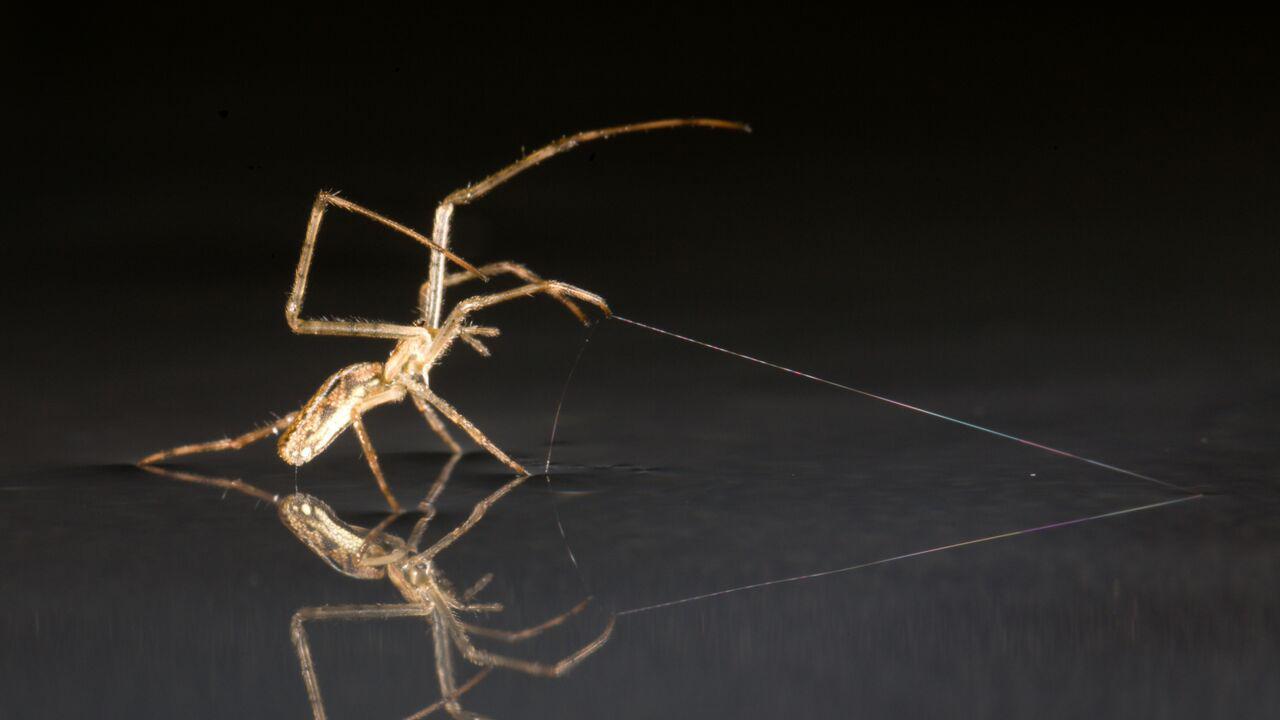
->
xmin=546 ymin=281 xmax=611 ymax=320
xmin=547 ymin=292 xmax=589 ymax=324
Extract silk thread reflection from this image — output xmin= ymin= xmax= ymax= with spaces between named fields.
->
xmin=544 ymin=324 xmax=599 ymax=577
xmin=539 ymin=315 xmax=1205 ymax=617
xmin=616 ymin=494 xmax=1203 ymax=616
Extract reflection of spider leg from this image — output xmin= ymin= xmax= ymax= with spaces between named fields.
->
xmin=403 ymin=668 xmax=492 ymax=720
xmin=461 ymin=574 xmax=494 ymax=601
xmin=138 ymin=464 xmax=279 ymax=504
xmin=291 ymin=603 xmax=487 ymax=720
xmin=463 ymin=597 xmax=592 ymax=642
xmin=292 ymin=604 xmax=430 ymax=720
xmin=138 ymin=413 xmax=297 ymax=466
xmin=450 ymin=615 xmax=616 ymax=678
xmin=422 ymin=452 xmax=464 ymax=511
xmin=416 ymin=475 xmax=528 ymax=562
xmin=406 ymin=381 xmax=527 ymax=476
xmin=361 ymin=452 xmax=464 ymax=559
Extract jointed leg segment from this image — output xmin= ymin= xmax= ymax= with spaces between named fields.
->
xmin=414 ymin=395 xmax=463 ymax=455
xmin=291 ymin=603 xmax=490 ymax=720
xmin=447 ymin=615 xmax=616 ymax=679
xmin=417 ymin=474 xmax=528 ymax=562
xmin=406 ymin=380 xmax=529 ymax=476
xmin=350 ymin=416 xmax=402 ymax=513
xmin=287 ymin=192 xmax=484 ymax=341
xmin=439 ymin=261 xmax=588 ymax=322
xmin=419 ymin=117 xmax=747 ymax=327
xmin=138 ymin=413 xmax=297 ymax=466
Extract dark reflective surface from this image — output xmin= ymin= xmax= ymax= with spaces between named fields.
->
xmin=6 ymin=16 xmax=1279 ymax=717
xmin=3 ymin=315 xmax=1277 ymax=718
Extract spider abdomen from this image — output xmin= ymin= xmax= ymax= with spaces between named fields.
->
xmin=278 ymin=362 xmax=405 ymax=465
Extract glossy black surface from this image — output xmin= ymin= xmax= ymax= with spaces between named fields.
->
xmin=4 ymin=13 xmax=1277 ymax=719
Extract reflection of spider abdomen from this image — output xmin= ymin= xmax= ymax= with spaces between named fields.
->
xmin=277 ymin=492 xmax=399 ymax=580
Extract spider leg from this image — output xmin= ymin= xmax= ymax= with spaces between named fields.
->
xmin=415 ymin=475 xmax=527 ymax=563
xmin=406 ymin=283 xmax=607 ymax=475
xmin=357 ymin=427 xmax=464 ymax=560
xmin=421 ymin=450 xmax=462 ymax=513
xmin=350 ymin=415 xmax=403 ymax=512
xmin=461 ymin=597 xmax=593 ymax=643
xmin=419 ymin=118 xmax=747 ymax=327
xmin=288 ymin=191 xmax=483 ymax=341
xmin=291 ymin=603 xmax=488 ymax=720
xmin=426 ymin=281 xmax=609 ymax=368
xmin=384 ymin=450 xmax=465 ymax=553
xmin=412 ymin=394 xmax=464 ymax=455
xmin=437 ymin=261 xmax=587 ymax=322
xmin=449 ymin=614 xmax=616 ymax=679
xmin=138 ymin=413 xmax=298 ymax=466
xmin=461 ymin=573 xmax=494 ymax=601
xmin=405 ymin=381 xmax=528 ymax=476
xmin=404 ymin=668 xmax=492 ymax=720
xmin=445 ymin=281 xmax=610 ymax=323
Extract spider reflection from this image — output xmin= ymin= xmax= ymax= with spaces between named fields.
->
xmin=141 ymin=458 xmax=612 ymax=720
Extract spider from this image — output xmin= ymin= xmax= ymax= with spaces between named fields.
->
xmin=143 ymin=460 xmax=610 ymax=720
xmin=139 ymin=118 xmax=749 ymax=512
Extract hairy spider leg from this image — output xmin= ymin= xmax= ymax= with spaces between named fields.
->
xmin=397 ymin=280 xmax=612 ymax=476
xmin=461 ymin=597 xmax=593 ymax=642
xmin=436 ymin=261 xmax=588 ymax=322
xmin=414 ymin=395 xmax=464 ymax=454
xmin=406 ymin=383 xmax=528 ymax=476
xmin=445 ymin=613 xmax=616 ymax=679
xmin=350 ymin=412 xmax=403 ymax=512
xmin=413 ymin=475 xmax=527 ymax=563
xmin=287 ymin=191 xmax=485 ymax=341
xmin=138 ymin=413 xmax=297 ymax=467
xmin=137 ymin=464 xmax=281 ymax=504
xmin=418 ymin=118 xmax=749 ymax=328
xmin=290 ymin=603 xmax=489 ymax=720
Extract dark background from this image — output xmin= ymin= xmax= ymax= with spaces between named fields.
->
xmin=2 ymin=10 xmax=1277 ymax=719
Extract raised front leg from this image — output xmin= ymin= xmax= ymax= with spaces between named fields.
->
xmin=419 ymin=118 xmax=748 ymax=327
xmin=425 ymin=281 xmax=610 ymax=371
xmin=435 ymin=261 xmax=588 ymax=322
